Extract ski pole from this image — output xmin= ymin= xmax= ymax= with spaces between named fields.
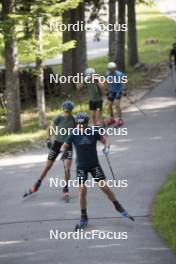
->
xmin=126 ymin=96 xmax=146 ymax=116
xmin=103 ymin=150 xmax=117 ymax=181
xmin=103 ymin=148 xmax=135 ymax=222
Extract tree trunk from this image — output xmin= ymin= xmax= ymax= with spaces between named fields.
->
xmin=62 ymin=4 xmax=87 ymax=93
xmin=2 ymin=0 xmax=21 ymax=132
xmin=109 ymin=0 xmax=116 ymax=61
xmin=62 ymin=10 xmax=74 ymax=92
xmin=34 ymin=17 xmax=46 ymax=129
xmin=127 ymin=0 xmax=139 ymax=66
xmin=71 ymin=2 xmax=87 ymax=76
xmin=116 ymin=0 xmax=126 ymax=72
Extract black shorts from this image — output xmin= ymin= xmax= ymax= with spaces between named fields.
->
xmin=89 ymin=100 xmax=103 ymax=111
xmin=48 ymin=140 xmax=72 ymax=161
xmin=108 ymin=91 xmax=122 ymax=102
xmin=76 ymin=165 xmax=106 ymax=184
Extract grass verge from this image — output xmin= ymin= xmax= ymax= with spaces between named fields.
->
xmin=151 ymin=170 xmax=176 ymax=252
xmin=0 ymin=96 xmax=111 ymax=154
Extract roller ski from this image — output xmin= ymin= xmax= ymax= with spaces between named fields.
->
xmin=75 ymin=216 xmax=88 ymax=231
xmin=106 ymin=117 xmax=115 ymax=126
xmin=23 ymin=180 xmax=41 ymax=198
xmin=116 ymin=118 xmax=124 ymax=127
xmin=120 ymin=210 xmax=135 ymax=222
xmin=113 ymin=200 xmax=135 ymax=222
xmin=63 ymin=186 xmax=69 ymax=203
xmin=116 ymin=202 xmax=135 ymax=222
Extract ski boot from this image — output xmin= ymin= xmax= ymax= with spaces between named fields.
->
xmin=23 ymin=179 xmax=41 ymax=198
xmin=116 ymin=118 xmax=124 ymax=127
xmin=75 ymin=216 xmax=88 ymax=231
xmin=120 ymin=210 xmax=135 ymax=222
xmin=114 ymin=201 xmax=135 ymax=222
xmin=106 ymin=117 xmax=115 ymax=126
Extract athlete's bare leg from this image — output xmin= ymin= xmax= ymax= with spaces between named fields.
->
xmin=39 ymin=160 xmax=54 ymax=181
xmin=98 ymin=181 xmax=117 ymax=201
xmin=63 ymin=158 xmax=72 ymax=186
xmin=108 ymin=100 xmax=114 ymax=118
xmin=79 ymin=185 xmax=87 ymax=209
xmin=90 ymin=110 xmax=96 ymax=125
xmin=115 ymin=99 xmax=122 ymax=118
xmin=96 ymin=110 xmax=103 ymax=125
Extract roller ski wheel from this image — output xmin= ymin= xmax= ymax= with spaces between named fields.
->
xmin=106 ymin=117 xmax=115 ymax=126
xmin=74 ymin=217 xmax=88 ymax=231
xmin=121 ymin=210 xmax=135 ymax=222
xmin=23 ymin=189 xmax=34 ymax=198
xmin=63 ymin=192 xmax=69 ymax=203
xmin=116 ymin=118 xmax=124 ymax=127
xmin=23 ymin=187 xmax=37 ymax=198
xmin=23 ymin=180 xmax=41 ymax=198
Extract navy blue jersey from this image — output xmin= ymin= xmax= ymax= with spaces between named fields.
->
xmin=65 ymin=128 xmax=102 ymax=169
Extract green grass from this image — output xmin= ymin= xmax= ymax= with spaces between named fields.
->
xmin=0 ymin=94 xmax=111 ymax=154
xmin=0 ymin=112 xmax=46 ymax=154
xmin=151 ymin=171 xmax=176 ymax=252
xmin=0 ymin=100 xmax=90 ymax=154
xmin=137 ymin=5 xmax=176 ymax=64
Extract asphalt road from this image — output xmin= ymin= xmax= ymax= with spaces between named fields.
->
xmin=155 ymin=0 xmax=176 ymax=21
xmin=0 ymin=74 xmax=176 ymax=264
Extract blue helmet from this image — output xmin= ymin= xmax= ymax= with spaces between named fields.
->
xmin=62 ymin=100 xmax=74 ymax=111
xmin=75 ymin=112 xmax=89 ymax=124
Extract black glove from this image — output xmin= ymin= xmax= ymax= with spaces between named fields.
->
xmin=46 ymin=139 xmax=52 ymax=149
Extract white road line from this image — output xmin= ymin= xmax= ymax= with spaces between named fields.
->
xmin=88 ymin=243 xmax=121 ymax=249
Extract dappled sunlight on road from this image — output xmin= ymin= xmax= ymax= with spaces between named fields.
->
xmin=0 ymin=240 xmax=23 ymax=245
xmin=117 ymin=139 xmax=133 ymax=143
xmin=0 ymin=249 xmax=55 ymax=259
xmin=0 ymin=152 xmax=48 ymax=167
xmin=149 ymin=136 xmax=162 ymax=141
xmin=34 ymin=202 xmax=59 ymax=207
xmin=142 ymin=97 xmax=176 ymax=110
xmin=124 ymin=95 xmax=176 ymax=115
